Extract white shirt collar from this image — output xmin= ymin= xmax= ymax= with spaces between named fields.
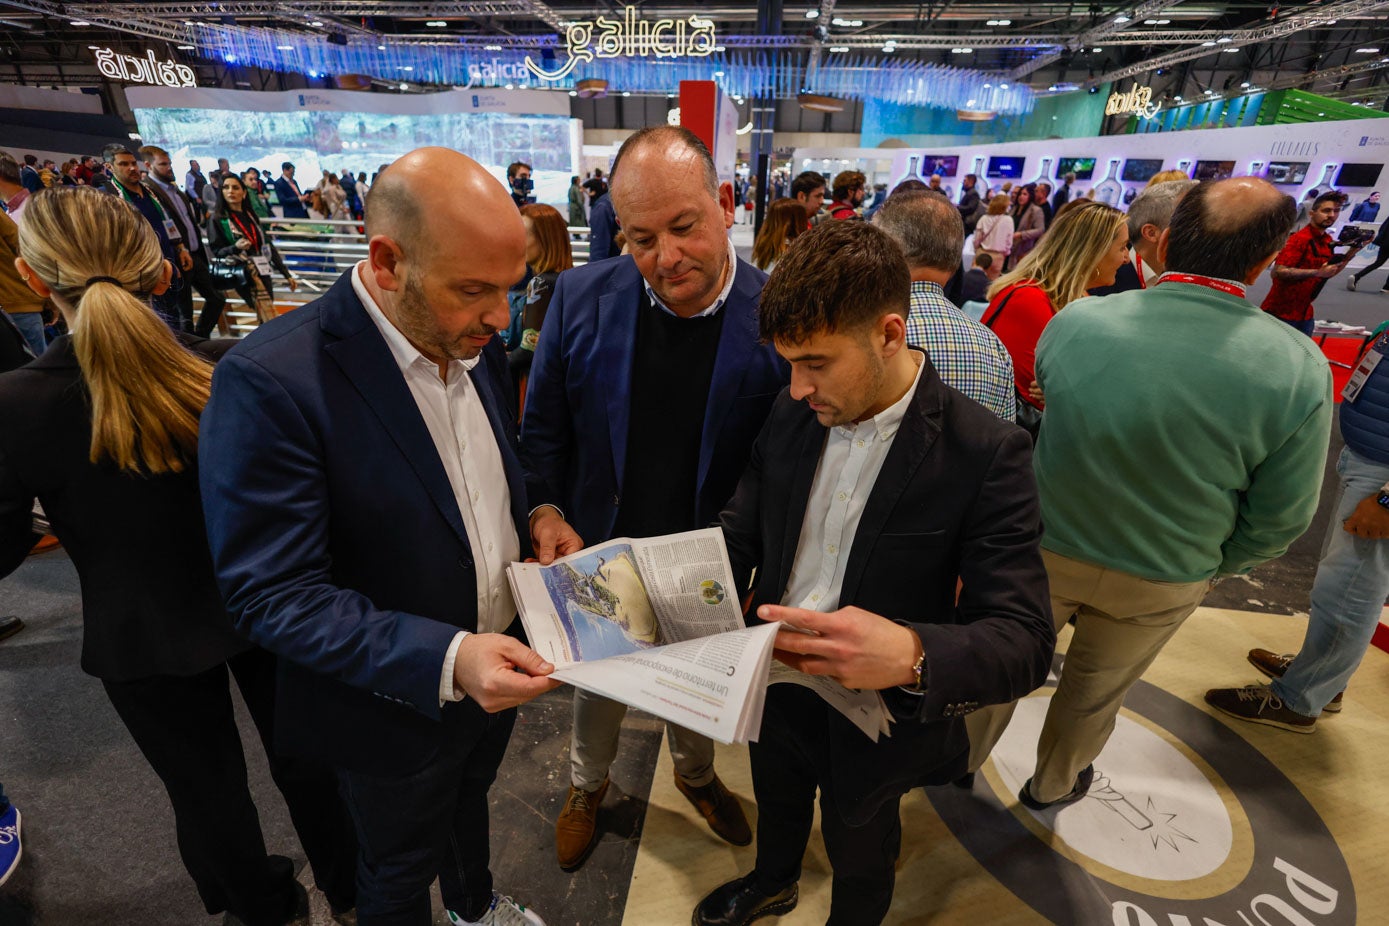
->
xmin=835 ymin=349 xmax=926 ymax=443
xmin=352 ymin=260 xmax=481 ymax=380
xmin=643 ymin=236 xmax=739 ymax=318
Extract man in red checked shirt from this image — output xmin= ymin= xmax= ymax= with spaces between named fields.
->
xmin=1261 ymin=191 xmax=1363 ymax=335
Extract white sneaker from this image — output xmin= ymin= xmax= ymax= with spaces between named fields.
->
xmin=1348 ymin=276 xmax=1358 ymax=291
xmin=446 ymin=892 xmax=545 ymax=926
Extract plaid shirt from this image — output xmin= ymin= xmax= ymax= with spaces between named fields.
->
xmin=905 ymin=281 xmax=1017 ymax=420
xmin=1260 ymin=225 xmax=1334 ymax=323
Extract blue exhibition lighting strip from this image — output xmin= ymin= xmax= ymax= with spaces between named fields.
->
xmin=189 ymin=25 xmax=1035 ymax=115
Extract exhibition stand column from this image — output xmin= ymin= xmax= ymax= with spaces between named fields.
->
xmin=750 ymin=0 xmax=782 ymax=234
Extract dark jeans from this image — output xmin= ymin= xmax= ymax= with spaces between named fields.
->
xmin=749 ymin=685 xmax=901 ymax=926
xmin=1353 ymin=250 xmax=1389 ymax=290
xmin=183 ymin=249 xmax=230 ymax=337
xmin=102 ymin=646 xmax=358 ymax=924
xmin=337 ymin=702 xmax=516 ymax=926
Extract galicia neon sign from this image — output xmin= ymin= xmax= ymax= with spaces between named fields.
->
xmin=525 ymin=6 xmax=717 ymax=82
xmin=93 ymin=47 xmax=197 ymax=88
xmin=1106 ymin=84 xmax=1161 ymax=120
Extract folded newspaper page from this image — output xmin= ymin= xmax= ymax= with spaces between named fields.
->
xmin=507 ymin=527 xmax=893 ymax=744
xmin=508 ymin=528 xmax=778 ymax=743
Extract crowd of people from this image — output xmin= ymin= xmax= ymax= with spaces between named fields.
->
xmin=1 ymin=126 xmax=1387 ymax=926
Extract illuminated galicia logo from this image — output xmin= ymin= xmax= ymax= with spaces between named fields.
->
xmin=525 ymin=5 xmax=717 ymax=82
xmin=927 ymin=669 xmax=1355 ymax=924
xmin=1106 ymin=84 xmax=1161 ymax=120
xmin=93 ymin=47 xmax=196 ymax=88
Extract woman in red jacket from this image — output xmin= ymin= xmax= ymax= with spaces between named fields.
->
xmin=982 ymin=201 xmax=1129 ymax=424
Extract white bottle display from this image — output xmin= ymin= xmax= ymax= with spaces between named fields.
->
xmin=1177 ymin=159 xmax=1193 ymax=177
xmin=893 ymin=155 xmax=920 ymax=190
xmin=1313 ymin=163 xmax=1338 ymax=192
xmin=1030 ymin=157 xmax=1054 ymax=185
xmin=971 ymin=156 xmax=990 ymax=199
xmin=1093 ymin=159 xmax=1123 ymax=207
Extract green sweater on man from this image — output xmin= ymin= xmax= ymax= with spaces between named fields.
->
xmin=1034 ymin=279 xmax=1333 ymax=583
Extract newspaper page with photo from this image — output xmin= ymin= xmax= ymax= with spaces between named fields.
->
xmin=507 ymin=528 xmax=780 ymax=744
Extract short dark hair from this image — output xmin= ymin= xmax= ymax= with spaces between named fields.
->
xmin=889 ymin=178 xmax=929 ymax=197
xmin=831 ymin=170 xmax=865 ymax=202
xmin=102 ymin=143 xmax=134 ymax=163
xmin=137 ymin=144 xmax=169 ymax=162
xmin=507 ymin=161 xmax=532 ymax=179
xmin=610 ymin=125 xmax=717 ymax=200
xmin=759 ymin=220 xmax=910 ymax=344
xmin=23 ymin=154 xmax=37 ymax=166
xmin=1164 ymin=181 xmax=1296 ymax=281
xmin=973 ymin=251 xmax=993 ymax=270
xmin=282 ymin=161 xmax=295 ymax=171
xmin=1313 ymin=191 xmax=1345 ymax=210
xmin=790 ymin=170 xmax=826 ymax=200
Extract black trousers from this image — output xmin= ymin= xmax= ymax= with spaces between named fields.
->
xmin=336 ymin=702 xmax=515 ymax=926
xmin=185 ymin=249 xmax=229 ymax=337
xmin=1353 ymin=249 xmax=1389 ymax=290
xmin=749 ymin=685 xmax=902 ymax=926
xmin=102 ymin=646 xmax=358 ymax=924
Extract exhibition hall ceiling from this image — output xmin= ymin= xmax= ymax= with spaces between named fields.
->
xmin=0 ymin=1 xmax=1386 ymax=107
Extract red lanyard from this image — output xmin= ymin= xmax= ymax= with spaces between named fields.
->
xmin=1156 ymin=272 xmax=1246 ymax=299
xmin=1133 ymin=253 xmax=1146 ymax=289
xmin=228 ymin=211 xmax=261 ymax=251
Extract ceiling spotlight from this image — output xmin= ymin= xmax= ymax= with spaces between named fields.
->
xmin=1092 ymin=47 xmax=1102 ymax=53
xmin=398 ymin=65 xmax=413 ymax=70
xmin=1318 ymin=111 xmax=1325 ymax=116
xmin=829 ymin=45 xmax=850 ymax=52
xmin=951 ymin=47 xmax=973 ymax=54
xmin=277 ymin=45 xmax=294 ymax=51
xmin=1216 ymin=36 xmax=1233 ymax=43
xmin=426 ymin=21 xmax=447 ymax=27
xmin=1000 ymin=82 xmax=1009 ymax=89
xmin=1240 ymin=81 xmax=1250 ymax=87
xmin=882 ymin=44 xmax=896 ymax=52
xmin=1174 ymin=94 xmax=1184 ymax=101
xmin=310 ymin=21 xmax=323 ymax=27
xmin=714 ymin=45 xmax=726 ymax=52
xmin=568 ymin=90 xmax=577 ymax=96
xmin=1155 ymin=19 xmax=1171 ymax=24
xmin=1202 ymin=41 xmax=1217 ymax=46
xmin=485 ymin=44 xmax=503 ymax=51
xmin=713 ymin=70 xmax=724 ymax=76
xmin=377 ymin=44 xmax=386 ymax=50
xmin=622 ymin=91 xmax=631 ymax=96
xmin=176 ymin=44 xmax=195 ymax=50
xmin=505 ymin=83 xmax=514 ymax=89
xmin=399 ymin=82 xmax=408 ymax=90
xmin=69 ymin=20 xmax=90 ymax=26
xmin=1223 ymin=47 xmax=1241 ymax=53
xmin=1355 ymin=47 xmax=1381 ymax=53
xmin=805 ymin=9 xmax=819 ymax=18
xmin=983 ymin=82 xmax=993 ymax=88
xmin=1143 ymin=18 xmax=1158 ymax=24
xmin=1114 ymin=15 xmax=1130 ymax=23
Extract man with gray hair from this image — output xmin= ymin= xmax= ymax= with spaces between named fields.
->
xmin=1092 ymin=179 xmax=1198 ymax=295
xmin=874 ymin=191 xmax=1016 ymax=420
xmin=522 ymin=124 xmax=786 ymax=871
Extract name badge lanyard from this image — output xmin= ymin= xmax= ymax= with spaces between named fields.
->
xmin=116 ymin=181 xmax=180 ymax=244
xmin=231 ymin=213 xmax=273 ymax=277
xmin=1155 ymin=273 xmax=1247 ymax=299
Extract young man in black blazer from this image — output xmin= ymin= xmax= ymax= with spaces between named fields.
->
xmin=694 ymin=220 xmax=1055 ymax=926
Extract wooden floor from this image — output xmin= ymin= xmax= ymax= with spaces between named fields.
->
xmin=623 ymin=607 xmax=1388 ymax=925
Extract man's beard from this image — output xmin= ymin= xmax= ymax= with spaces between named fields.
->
xmin=398 ymin=271 xmax=497 ymax=361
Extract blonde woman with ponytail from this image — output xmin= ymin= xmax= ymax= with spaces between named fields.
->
xmin=0 ymin=187 xmax=358 ymax=924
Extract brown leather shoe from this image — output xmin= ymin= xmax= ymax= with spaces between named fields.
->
xmin=676 ymin=774 xmax=752 ymax=847
xmin=555 ymin=779 xmax=608 ymax=871
xmin=1247 ymin=648 xmax=1343 ymax=713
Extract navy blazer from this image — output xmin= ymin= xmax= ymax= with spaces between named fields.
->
xmin=719 ymin=356 xmax=1055 ymax=822
xmin=200 ymin=271 xmax=540 ymax=775
xmin=273 ymin=176 xmax=309 ymax=219
xmin=520 ymin=254 xmax=788 ymax=544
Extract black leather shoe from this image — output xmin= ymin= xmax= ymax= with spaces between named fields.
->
xmin=1019 ymin=764 xmax=1094 ymax=811
xmin=0 ymin=616 xmax=23 ymax=643
xmin=693 ymin=873 xmax=798 ymax=926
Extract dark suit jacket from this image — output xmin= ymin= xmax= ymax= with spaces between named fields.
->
xmin=718 ymin=355 xmax=1054 ymax=823
xmin=521 ymin=255 xmax=788 ymax=544
xmin=1088 ymin=260 xmax=1143 ymax=297
xmin=0 ymin=333 xmax=249 ymax=681
xmin=273 ymin=176 xmax=310 ymax=219
xmin=200 ymin=271 xmax=541 ymax=775
xmin=587 ymin=194 xmax=621 ymax=263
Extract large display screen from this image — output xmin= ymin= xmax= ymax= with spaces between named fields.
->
xmin=1121 ymin=158 xmax=1164 ymax=182
xmin=1055 ymin=157 xmax=1096 ymax=180
xmin=1193 ymin=160 xmax=1236 ymax=181
xmin=132 ymin=105 xmax=580 ymax=207
xmin=920 ymin=155 xmax=959 ymax=178
xmin=1265 ymin=161 xmax=1311 ymax=185
xmin=1337 ymin=163 xmax=1384 ymax=187
xmin=987 ymin=156 xmax=1026 ymax=179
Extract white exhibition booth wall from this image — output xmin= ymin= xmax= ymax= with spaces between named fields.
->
xmin=124 ymin=85 xmax=583 ymax=208
xmin=795 ymin=117 xmax=1389 ymax=211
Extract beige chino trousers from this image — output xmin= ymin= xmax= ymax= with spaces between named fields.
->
xmin=966 ymin=549 xmax=1209 ymax=802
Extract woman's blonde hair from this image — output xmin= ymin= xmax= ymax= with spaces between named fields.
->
xmin=18 ymin=187 xmax=213 ymax=475
xmin=986 ymin=193 xmax=1010 ymax=215
xmin=752 ymin=198 xmax=808 ymax=269
xmin=1146 ymin=168 xmax=1192 ymax=188
xmin=988 ymin=200 xmax=1127 ymax=310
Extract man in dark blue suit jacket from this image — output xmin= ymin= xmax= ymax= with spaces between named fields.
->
xmin=273 ymin=161 xmax=310 ymax=219
xmin=522 ymin=125 xmax=788 ymax=871
xmin=201 ymin=149 xmax=571 ymax=926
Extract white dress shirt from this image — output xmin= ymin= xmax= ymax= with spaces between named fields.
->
xmin=782 ymin=352 xmax=927 ymax=613
xmin=352 ymin=262 xmax=520 ymax=702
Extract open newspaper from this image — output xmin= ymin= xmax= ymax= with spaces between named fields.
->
xmin=507 ymin=527 xmax=892 ymax=744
